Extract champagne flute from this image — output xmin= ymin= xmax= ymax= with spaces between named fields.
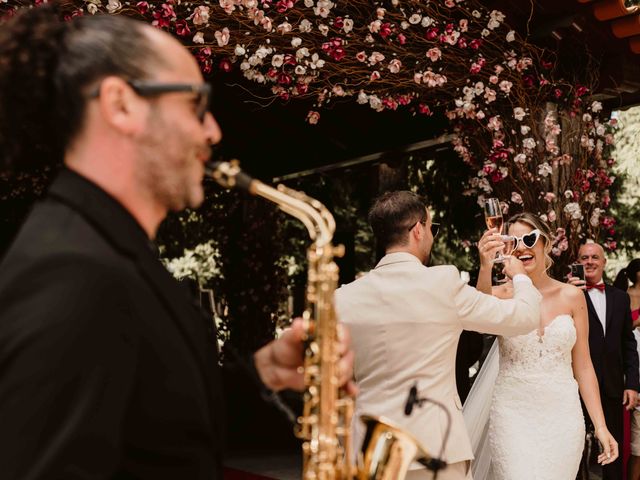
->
xmin=484 ymin=198 xmax=506 ymax=263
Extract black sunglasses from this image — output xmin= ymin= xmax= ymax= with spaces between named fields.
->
xmin=409 ymin=220 xmax=440 ymax=238
xmin=89 ymin=80 xmax=212 ymax=122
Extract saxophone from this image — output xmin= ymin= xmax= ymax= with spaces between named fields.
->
xmin=206 ymin=160 xmax=436 ymax=480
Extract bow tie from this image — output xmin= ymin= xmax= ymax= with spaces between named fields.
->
xmin=586 ymin=283 xmax=605 ymax=291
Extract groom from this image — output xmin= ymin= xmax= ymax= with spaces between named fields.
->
xmin=335 ymin=191 xmax=542 ymax=480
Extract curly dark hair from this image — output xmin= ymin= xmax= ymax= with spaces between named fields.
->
xmin=0 ymin=2 xmax=166 ymax=173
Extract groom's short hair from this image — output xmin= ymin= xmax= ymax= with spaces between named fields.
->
xmin=368 ymin=190 xmax=427 ymax=250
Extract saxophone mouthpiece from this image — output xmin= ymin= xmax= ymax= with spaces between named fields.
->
xmin=205 ymin=160 xmax=254 ymax=192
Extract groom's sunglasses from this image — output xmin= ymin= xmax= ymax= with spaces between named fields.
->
xmin=409 ymin=220 xmax=440 ymax=238
xmin=507 ymin=229 xmax=542 ymax=251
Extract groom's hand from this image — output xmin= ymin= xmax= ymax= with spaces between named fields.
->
xmin=502 ymin=255 xmax=526 ymax=279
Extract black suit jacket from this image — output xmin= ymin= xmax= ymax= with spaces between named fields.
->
xmin=0 ymin=170 xmax=226 ymax=479
xmin=585 ymin=285 xmax=639 ymax=398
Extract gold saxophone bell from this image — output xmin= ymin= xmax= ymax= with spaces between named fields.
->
xmin=357 ymin=415 xmax=433 ymax=480
xmin=206 ymin=160 xmax=438 ymax=480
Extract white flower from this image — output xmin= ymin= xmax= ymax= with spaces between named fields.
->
xmin=523 ymin=137 xmax=536 ymax=149
xmin=87 ymin=3 xmax=98 ymax=14
xmin=291 ymin=37 xmax=302 ymax=47
xmin=514 ymin=153 xmax=527 ymax=164
xmin=585 ymin=192 xmax=597 ymax=204
xmin=513 ymin=107 xmax=526 ymax=121
xmin=472 ymin=10 xmax=482 ymax=18
xmin=240 ymin=61 xmax=251 ymax=71
xmin=368 ymin=51 xmax=385 ymax=65
xmin=487 ymin=116 xmax=502 ymax=131
xmin=538 ymin=162 xmax=552 ymax=177
xmin=590 ymin=208 xmax=602 ymax=227
xmin=306 ymin=110 xmax=320 ymax=124
xmin=295 ymin=65 xmax=307 ymax=75
xmin=309 ymin=53 xmax=325 ymax=69
xmin=343 ymin=18 xmax=354 ymax=33
xmin=357 ymin=91 xmax=368 ymax=104
xmin=564 ymin=202 xmax=583 ymax=220
xmin=421 ymin=16 xmax=434 ymax=27
xmin=511 ymin=192 xmax=523 ymax=204
xmin=299 ymin=19 xmax=313 ymax=32
xmin=582 ymin=113 xmax=592 ymax=122
xmin=314 ymin=0 xmax=334 ymax=18
xmin=369 ymin=95 xmax=383 ymax=111
xmin=401 ymin=21 xmax=410 ymax=30
xmin=220 ymin=0 xmax=236 ymax=14
xmin=591 ymin=101 xmax=603 ymax=113
xmin=106 ymin=0 xmax=121 ymax=13
xmin=234 ymin=44 xmax=246 ymax=56
xmin=296 ymin=47 xmax=310 ymax=59
xmin=426 ymin=47 xmax=442 ymax=62
xmin=481 ymin=28 xmax=490 ymax=37
xmin=506 ymin=30 xmax=515 ymax=42
xmin=318 ymin=24 xmax=329 ymax=36
xmin=304 ymin=0 xmax=314 ymax=6
xmin=409 ymin=14 xmax=422 ymax=24
xmin=548 ymin=210 xmax=556 ymax=222
xmin=564 ymin=190 xmax=574 ymax=199
xmin=193 ymin=32 xmax=205 ymax=44
xmin=271 ymin=54 xmax=284 ymax=67
xmin=277 ymin=22 xmax=293 ymax=34
xmin=521 ymin=125 xmax=531 ymax=135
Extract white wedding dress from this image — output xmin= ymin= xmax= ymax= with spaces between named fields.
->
xmin=464 ymin=314 xmax=585 ymax=480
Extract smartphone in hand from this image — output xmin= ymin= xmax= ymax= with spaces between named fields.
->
xmin=570 ymin=263 xmax=585 ymax=282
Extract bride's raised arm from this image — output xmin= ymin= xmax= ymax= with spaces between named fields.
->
xmin=569 ymin=286 xmax=619 ymax=466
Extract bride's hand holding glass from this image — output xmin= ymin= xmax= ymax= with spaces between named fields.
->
xmin=595 ymin=426 xmax=618 ymax=465
xmin=477 ymin=229 xmax=509 ymax=269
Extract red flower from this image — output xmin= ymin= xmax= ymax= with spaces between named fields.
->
xmin=576 ymin=85 xmax=589 ymax=97
xmin=379 ymin=23 xmax=393 ymax=39
xmin=296 ymin=83 xmax=309 ymax=95
xmin=277 ymin=72 xmax=292 ymax=85
xmin=332 ymin=47 xmax=346 ymax=61
xmin=175 ymin=19 xmax=191 ymax=37
xmin=541 ymin=60 xmax=554 ymax=69
xmin=136 ymin=1 xmax=150 ymax=14
xmin=284 ymin=54 xmax=297 ymax=66
xmin=425 ymin=27 xmax=439 ymax=40
xmin=418 ymin=104 xmax=432 ymax=115
xmin=275 ymin=0 xmax=294 ymax=13
xmin=267 ymin=68 xmax=278 ymax=79
xmin=469 ymin=39 xmax=482 ymax=50
xmin=553 ymin=88 xmax=563 ymax=99
xmin=334 ymin=17 xmax=344 ymax=29
xmin=398 ymin=33 xmax=407 ymax=45
xmin=457 ymin=37 xmax=467 ymax=49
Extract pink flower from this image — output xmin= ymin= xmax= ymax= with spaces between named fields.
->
xmin=388 ymin=59 xmax=402 ymax=73
xmin=214 ymin=27 xmax=230 ymax=46
xmin=370 ymin=71 xmax=381 ymax=81
xmin=469 ymin=39 xmax=482 ymax=50
xmin=548 ymin=210 xmax=556 ymax=222
xmin=219 ymin=0 xmax=236 ymax=14
xmin=425 ymin=27 xmax=439 ymax=40
xmin=398 ymin=33 xmax=407 ymax=45
xmin=356 ymin=51 xmax=367 ymax=62
xmin=192 ymin=5 xmax=210 ymax=26
xmin=426 ymin=47 xmax=442 ymax=62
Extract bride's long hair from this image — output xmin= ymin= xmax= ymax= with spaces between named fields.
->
xmin=505 ymin=212 xmax=554 ymax=272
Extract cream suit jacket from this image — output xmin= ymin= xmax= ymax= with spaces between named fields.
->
xmin=335 ymin=252 xmax=542 ymax=467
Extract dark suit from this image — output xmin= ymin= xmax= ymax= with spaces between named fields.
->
xmin=0 ymin=170 xmax=226 ymax=479
xmin=585 ymin=285 xmax=639 ymax=479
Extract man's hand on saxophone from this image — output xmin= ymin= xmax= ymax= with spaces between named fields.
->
xmin=253 ymin=319 xmax=357 ymax=395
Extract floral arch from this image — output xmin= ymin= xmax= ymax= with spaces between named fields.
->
xmin=1 ymin=0 xmax=620 ymax=275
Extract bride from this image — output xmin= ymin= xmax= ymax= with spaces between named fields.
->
xmin=465 ymin=212 xmax=618 ymax=479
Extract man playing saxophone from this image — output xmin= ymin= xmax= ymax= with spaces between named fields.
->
xmin=335 ymin=191 xmax=542 ymax=480
xmin=0 ymin=6 xmax=355 ymax=479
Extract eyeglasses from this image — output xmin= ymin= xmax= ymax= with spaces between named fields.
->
xmin=508 ymin=229 xmax=542 ymax=251
xmin=89 ymin=80 xmax=212 ymax=122
xmin=408 ymin=220 xmax=440 ymax=238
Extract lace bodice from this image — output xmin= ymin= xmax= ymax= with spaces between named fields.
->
xmin=498 ymin=314 xmax=576 ymax=382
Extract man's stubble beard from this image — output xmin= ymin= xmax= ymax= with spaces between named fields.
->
xmin=136 ymin=114 xmax=202 ymax=212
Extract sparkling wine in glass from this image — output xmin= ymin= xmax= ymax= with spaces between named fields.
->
xmin=484 ymin=198 xmax=506 ymax=263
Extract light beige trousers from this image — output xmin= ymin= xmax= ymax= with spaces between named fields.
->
xmin=405 ymin=460 xmax=473 ymax=480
